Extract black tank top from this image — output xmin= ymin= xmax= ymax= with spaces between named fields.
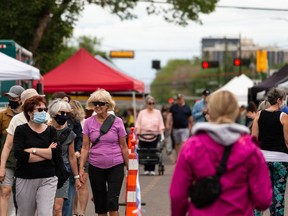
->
xmin=258 ymin=110 xmax=288 ymax=154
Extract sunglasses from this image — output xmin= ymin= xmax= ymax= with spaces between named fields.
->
xmin=92 ymin=101 xmax=107 ymax=107
xmin=147 ymin=102 xmax=155 ymax=105
xmin=34 ymin=108 xmax=48 ymax=112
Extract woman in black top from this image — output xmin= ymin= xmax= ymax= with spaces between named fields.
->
xmin=252 ymin=88 xmax=288 ymax=216
xmin=13 ymin=96 xmax=60 ymax=216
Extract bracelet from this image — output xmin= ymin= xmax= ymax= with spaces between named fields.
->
xmin=74 ymin=175 xmax=80 ymax=179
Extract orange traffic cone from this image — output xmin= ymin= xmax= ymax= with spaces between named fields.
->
xmin=125 ymin=143 xmax=138 ymax=216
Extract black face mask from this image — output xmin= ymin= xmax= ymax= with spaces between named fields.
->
xmin=9 ymin=100 xmax=20 ymax=109
xmin=54 ymin=114 xmax=68 ymax=125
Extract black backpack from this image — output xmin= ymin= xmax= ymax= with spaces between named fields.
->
xmin=189 ymin=145 xmax=232 ymax=208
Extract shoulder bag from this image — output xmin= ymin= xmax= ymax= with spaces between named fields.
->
xmin=91 ymin=114 xmax=116 ymax=147
xmin=189 ymin=145 xmax=232 ymax=208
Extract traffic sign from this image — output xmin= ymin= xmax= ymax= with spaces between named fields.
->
xmin=109 ymin=50 xmax=134 ymax=58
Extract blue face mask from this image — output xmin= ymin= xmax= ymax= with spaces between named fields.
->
xmin=33 ymin=111 xmax=47 ymax=124
xmin=54 ymin=114 xmax=68 ymax=126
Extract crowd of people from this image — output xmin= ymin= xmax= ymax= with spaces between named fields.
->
xmin=0 ymin=87 xmax=129 ymax=216
xmin=0 ymin=84 xmax=288 ymax=215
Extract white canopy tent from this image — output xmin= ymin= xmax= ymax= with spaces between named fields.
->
xmin=0 ymin=52 xmax=40 ymax=81
xmin=216 ymin=74 xmax=254 ymax=106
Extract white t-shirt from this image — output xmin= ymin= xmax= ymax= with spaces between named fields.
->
xmin=6 ymin=112 xmax=27 ymax=136
xmin=261 ymin=150 xmax=288 ymax=162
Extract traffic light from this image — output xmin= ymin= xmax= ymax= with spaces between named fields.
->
xmin=233 ymin=58 xmax=251 ymax=66
xmin=256 ymin=50 xmax=268 ymax=72
xmin=201 ymin=61 xmax=219 ymax=69
xmin=109 ymin=50 xmax=134 ymax=58
xmin=152 ymin=60 xmax=161 ymax=69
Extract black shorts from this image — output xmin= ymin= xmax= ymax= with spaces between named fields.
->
xmin=88 ymin=163 xmax=124 ymax=214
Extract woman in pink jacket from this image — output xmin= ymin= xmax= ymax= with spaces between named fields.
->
xmin=170 ymin=90 xmax=272 ymax=216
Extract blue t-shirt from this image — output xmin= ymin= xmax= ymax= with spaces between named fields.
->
xmin=192 ymin=99 xmax=207 ymax=123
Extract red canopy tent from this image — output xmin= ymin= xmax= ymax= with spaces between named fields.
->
xmin=43 ymin=48 xmax=144 ymax=93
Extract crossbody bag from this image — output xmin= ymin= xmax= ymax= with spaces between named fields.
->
xmin=91 ymin=114 xmax=116 ymax=147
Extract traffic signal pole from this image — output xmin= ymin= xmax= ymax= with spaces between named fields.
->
xmin=239 ymin=33 xmax=242 ymax=75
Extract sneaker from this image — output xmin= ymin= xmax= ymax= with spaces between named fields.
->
xmin=149 ymin=171 xmax=156 ymax=176
xmin=144 ymin=171 xmax=149 ymax=175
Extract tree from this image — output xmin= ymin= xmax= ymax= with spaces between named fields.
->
xmin=0 ymin=0 xmax=218 ymax=73
xmin=77 ymin=35 xmax=107 ymax=57
xmin=45 ymin=35 xmax=108 ymax=72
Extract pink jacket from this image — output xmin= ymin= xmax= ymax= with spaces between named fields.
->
xmin=170 ymin=131 xmax=272 ymax=216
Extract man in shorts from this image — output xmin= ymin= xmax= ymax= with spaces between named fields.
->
xmin=166 ymin=93 xmax=193 ymax=161
xmin=0 ymin=88 xmax=45 ymax=215
xmin=0 ymin=85 xmax=24 ymax=215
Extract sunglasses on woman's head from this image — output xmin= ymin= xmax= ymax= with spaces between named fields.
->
xmin=35 ymin=108 xmax=48 ymax=112
xmin=147 ymin=102 xmax=155 ymax=105
xmin=92 ymin=101 xmax=107 ymax=107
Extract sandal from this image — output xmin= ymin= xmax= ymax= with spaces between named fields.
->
xmin=72 ymin=214 xmax=78 ymax=216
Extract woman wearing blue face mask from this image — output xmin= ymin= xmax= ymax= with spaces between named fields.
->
xmin=48 ymin=99 xmax=81 ymax=216
xmin=13 ymin=95 xmax=60 ymax=216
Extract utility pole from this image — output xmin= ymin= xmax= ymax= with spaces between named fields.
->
xmin=239 ymin=33 xmax=242 ymax=75
xmin=224 ymin=37 xmax=227 ymax=83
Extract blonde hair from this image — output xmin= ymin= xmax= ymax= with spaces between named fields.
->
xmin=145 ymin=95 xmax=155 ymax=103
xmin=86 ymin=89 xmax=115 ymax=111
xmin=257 ymin=100 xmax=271 ymax=111
xmin=70 ymin=100 xmax=85 ymax=121
xmin=207 ymin=90 xmax=239 ymax=124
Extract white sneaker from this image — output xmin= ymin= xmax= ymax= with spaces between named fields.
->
xmin=144 ymin=171 xmax=149 ymax=175
xmin=149 ymin=171 xmax=156 ymax=176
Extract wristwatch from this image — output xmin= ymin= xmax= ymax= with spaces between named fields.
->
xmin=32 ymin=148 xmax=37 ymax=155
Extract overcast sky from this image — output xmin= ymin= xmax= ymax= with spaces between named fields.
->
xmin=73 ymin=0 xmax=288 ymax=86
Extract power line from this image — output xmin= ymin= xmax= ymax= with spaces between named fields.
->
xmin=138 ymin=0 xmax=288 ymax=12
xmin=101 ymin=44 xmax=197 ymax=53
xmin=217 ymin=5 xmax=288 ymax=12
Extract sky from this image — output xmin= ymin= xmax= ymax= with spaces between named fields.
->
xmin=73 ymin=0 xmax=288 ymax=89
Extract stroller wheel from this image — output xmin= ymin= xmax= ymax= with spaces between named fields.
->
xmin=158 ymin=164 xmax=165 ymax=175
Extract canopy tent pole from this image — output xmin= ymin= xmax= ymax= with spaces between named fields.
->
xmin=132 ymin=91 xmax=137 ymax=124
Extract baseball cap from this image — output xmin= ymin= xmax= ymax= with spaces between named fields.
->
xmin=4 ymin=85 xmax=25 ymax=98
xmin=21 ymin=88 xmax=45 ymax=103
xmin=202 ymin=89 xmax=211 ymax=96
xmin=176 ymin=93 xmax=184 ymax=99
xmin=51 ymin=91 xmax=71 ymax=102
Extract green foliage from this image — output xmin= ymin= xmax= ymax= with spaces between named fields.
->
xmin=151 ymin=59 xmax=194 ymax=103
xmin=0 ymin=0 xmax=85 ymax=73
xmin=0 ymin=0 xmax=218 ymax=73
xmin=89 ymin=0 xmax=218 ymax=25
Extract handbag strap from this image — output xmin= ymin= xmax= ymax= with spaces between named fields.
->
xmin=58 ymin=128 xmax=71 ymax=145
xmin=215 ymin=145 xmax=232 ymax=177
xmin=91 ymin=114 xmax=116 ymax=147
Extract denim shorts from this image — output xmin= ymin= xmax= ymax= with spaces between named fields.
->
xmin=172 ymin=128 xmax=190 ymax=144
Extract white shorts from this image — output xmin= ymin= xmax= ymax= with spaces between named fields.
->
xmin=0 ymin=168 xmax=14 ymax=186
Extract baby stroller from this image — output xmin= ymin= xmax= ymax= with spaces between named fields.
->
xmin=136 ymin=134 xmax=165 ymax=175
